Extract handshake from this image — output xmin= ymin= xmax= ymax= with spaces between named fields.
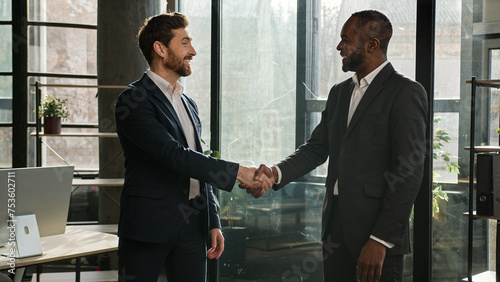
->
xmin=236 ymin=164 xmax=277 ymax=198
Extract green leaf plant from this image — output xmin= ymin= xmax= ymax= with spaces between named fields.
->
xmin=410 ymin=117 xmax=459 ymax=220
xmin=200 ymin=138 xmax=220 ymax=159
xmin=38 ymin=95 xmax=70 ymax=120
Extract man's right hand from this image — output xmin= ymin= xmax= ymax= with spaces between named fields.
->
xmin=237 ymin=165 xmax=274 ymax=198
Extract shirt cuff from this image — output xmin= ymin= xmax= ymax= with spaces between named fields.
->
xmin=274 ymin=165 xmax=282 ymax=185
xmin=370 ymin=235 xmax=395 ymax=248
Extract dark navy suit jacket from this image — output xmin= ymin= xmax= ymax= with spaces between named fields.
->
xmin=275 ymin=63 xmax=428 ymax=259
xmin=115 ymin=73 xmax=238 ymax=243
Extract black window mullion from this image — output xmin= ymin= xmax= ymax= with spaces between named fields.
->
xmin=12 ymin=0 xmax=28 ymax=168
xmin=414 ymin=0 xmax=436 ymax=280
xmin=295 ymin=0 xmax=307 ymax=150
xmin=27 ymin=73 xmax=98 ymax=79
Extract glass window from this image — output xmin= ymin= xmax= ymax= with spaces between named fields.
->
xmin=178 ymin=0 xmax=211 ymax=145
xmin=221 ymin=0 xmax=297 ymax=164
xmin=27 ymin=77 xmax=99 ymax=171
xmin=219 ymin=0 xmax=299 ymax=280
xmin=28 ymin=0 xmax=97 ymax=25
xmin=0 ymin=0 xmax=11 ymax=21
xmin=489 ymin=49 xmax=500 ymax=146
xmin=315 ymin=1 xmax=417 ymax=99
xmin=0 ymin=25 xmax=12 ymax=72
xmin=435 ymin=0 xmax=461 ymax=100
xmin=28 ymin=77 xmax=98 ymax=124
xmin=28 ymin=128 xmax=99 ymax=170
xmin=432 ymin=0 xmax=493 ymax=280
xmin=0 ymin=127 xmax=11 ymax=167
xmin=433 ymin=112 xmax=459 ymax=184
xmin=28 ymin=26 xmax=97 ymax=75
xmin=0 ymin=76 xmax=12 ymax=123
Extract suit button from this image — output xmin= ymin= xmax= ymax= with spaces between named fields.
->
xmin=182 ymin=189 xmax=188 ymax=194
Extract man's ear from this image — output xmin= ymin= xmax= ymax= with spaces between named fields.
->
xmin=366 ymin=38 xmax=380 ymax=53
xmin=153 ymin=41 xmax=167 ymax=58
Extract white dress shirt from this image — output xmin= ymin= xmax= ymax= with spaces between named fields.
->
xmin=146 ymin=70 xmax=200 ymax=199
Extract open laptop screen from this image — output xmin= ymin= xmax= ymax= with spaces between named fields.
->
xmin=0 ymin=166 xmax=74 ymax=246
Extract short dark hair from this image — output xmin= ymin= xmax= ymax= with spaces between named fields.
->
xmin=137 ymin=12 xmax=189 ymax=64
xmin=351 ymin=10 xmax=392 ymax=54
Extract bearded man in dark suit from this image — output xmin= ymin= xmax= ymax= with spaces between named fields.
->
xmin=115 ymin=12 xmax=271 ymax=282
xmin=250 ymin=10 xmax=428 ymax=282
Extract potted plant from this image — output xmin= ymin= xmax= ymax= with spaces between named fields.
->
xmin=38 ymin=95 xmax=69 ymax=134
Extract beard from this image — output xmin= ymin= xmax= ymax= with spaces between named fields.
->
xmin=166 ymin=47 xmax=193 ymax=77
xmin=341 ymin=44 xmax=366 ymax=73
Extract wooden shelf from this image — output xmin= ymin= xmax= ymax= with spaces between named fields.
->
xmin=31 ymin=132 xmax=118 ymax=137
xmin=463 ymin=211 xmax=500 ymax=221
xmin=72 ymin=178 xmax=123 ymax=187
xmin=462 ymin=270 xmax=496 ymax=281
xmin=466 ymin=79 xmax=500 ymax=88
xmin=464 ymin=146 xmax=500 ymax=152
xmin=29 ymin=83 xmax=127 ymax=89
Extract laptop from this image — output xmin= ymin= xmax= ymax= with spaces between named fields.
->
xmin=0 ymin=166 xmax=74 ymax=246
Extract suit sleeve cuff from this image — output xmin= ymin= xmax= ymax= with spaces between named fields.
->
xmin=370 ymin=235 xmax=395 ymax=248
xmin=274 ymin=165 xmax=283 ymax=185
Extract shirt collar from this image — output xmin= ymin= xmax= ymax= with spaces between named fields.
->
xmin=146 ymin=69 xmax=184 ymax=98
xmin=352 ymin=61 xmax=389 ymax=88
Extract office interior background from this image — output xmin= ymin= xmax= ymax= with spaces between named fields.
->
xmin=1 ymin=0 xmax=500 ymax=281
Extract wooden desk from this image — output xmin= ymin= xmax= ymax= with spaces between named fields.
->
xmin=0 ymin=227 xmax=118 ymax=281
xmin=68 ymin=224 xmax=118 ymax=235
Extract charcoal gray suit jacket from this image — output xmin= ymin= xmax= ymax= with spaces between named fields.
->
xmin=274 ymin=63 xmax=428 ymax=259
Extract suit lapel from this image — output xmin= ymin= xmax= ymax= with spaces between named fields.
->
xmin=143 ymin=74 xmax=185 ymax=136
xmin=181 ymin=95 xmax=203 ymax=152
xmin=343 ymin=63 xmax=395 ymax=137
xmin=338 ymin=81 xmax=355 ymax=139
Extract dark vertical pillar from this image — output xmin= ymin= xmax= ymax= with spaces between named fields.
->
xmin=414 ymin=0 xmax=435 ymax=281
xmin=12 ymin=0 xmax=28 ymax=168
xmin=295 ymin=0 xmax=306 ymax=150
xmin=208 ymin=1 xmax=220 ymax=280
xmin=97 ymin=0 xmax=159 ymax=223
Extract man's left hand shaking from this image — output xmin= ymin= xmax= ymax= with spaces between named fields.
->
xmin=207 ymin=228 xmax=224 ymax=259
xmin=356 ymin=238 xmax=386 ymax=282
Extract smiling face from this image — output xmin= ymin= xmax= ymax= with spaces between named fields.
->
xmin=336 ymin=16 xmax=369 ymax=74
xmin=163 ymin=28 xmax=197 ymax=77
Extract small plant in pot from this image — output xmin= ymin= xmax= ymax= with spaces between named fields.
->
xmin=39 ymin=95 xmax=69 ymax=134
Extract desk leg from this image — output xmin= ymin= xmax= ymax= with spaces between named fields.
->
xmin=76 ymin=257 xmax=81 ymax=282
xmin=36 ymin=265 xmax=42 ymax=282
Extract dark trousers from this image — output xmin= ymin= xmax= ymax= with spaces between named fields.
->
xmin=118 ymin=200 xmax=206 ymax=282
xmin=322 ymin=197 xmax=404 ymax=282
